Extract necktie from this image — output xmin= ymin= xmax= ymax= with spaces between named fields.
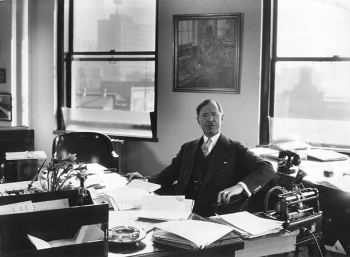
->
xmin=201 ymin=138 xmax=212 ymax=157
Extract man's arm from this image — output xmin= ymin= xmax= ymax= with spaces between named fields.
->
xmin=126 ymin=144 xmax=186 ymax=190
xmin=217 ymin=143 xmax=274 ymax=203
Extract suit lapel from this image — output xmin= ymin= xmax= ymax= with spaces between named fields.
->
xmin=182 ymin=138 xmax=202 ymax=187
xmin=202 ymin=134 xmax=229 ymax=186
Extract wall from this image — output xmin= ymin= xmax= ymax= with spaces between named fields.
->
xmin=126 ymin=0 xmax=262 ymax=175
xmin=29 ymin=0 xmax=56 ymax=157
xmin=1 ymin=0 xmax=262 ymax=174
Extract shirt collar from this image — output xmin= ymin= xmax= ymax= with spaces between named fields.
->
xmin=203 ymin=132 xmax=221 ymax=146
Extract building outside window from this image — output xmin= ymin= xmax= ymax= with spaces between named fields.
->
xmin=261 ymin=0 xmax=350 ymax=149
xmin=57 ymin=0 xmax=158 ymax=140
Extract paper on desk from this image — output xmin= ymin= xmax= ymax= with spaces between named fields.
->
xmin=0 ymin=200 xmax=34 ymax=215
xmin=0 ymin=180 xmax=40 ymax=195
xmin=85 ymin=172 xmax=127 ymax=190
xmin=32 ymin=198 xmax=70 ymax=211
xmin=126 ymin=179 xmax=161 ymax=192
xmin=103 ymin=186 xmax=150 ymax=211
xmin=138 ymin=195 xmax=194 ymax=221
xmin=83 ymin=163 xmax=107 ymax=175
xmin=5 ymin=151 xmax=47 ymax=160
xmin=218 ymin=211 xmax=284 ymax=237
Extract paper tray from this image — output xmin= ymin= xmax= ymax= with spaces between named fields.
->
xmin=0 ymin=190 xmax=109 ymax=257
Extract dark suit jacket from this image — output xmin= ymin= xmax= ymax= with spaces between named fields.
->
xmin=148 ymin=134 xmax=275 ymax=216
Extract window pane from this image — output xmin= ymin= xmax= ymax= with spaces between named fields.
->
xmin=71 ymin=60 xmax=155 ymax=112
xmin=66 ymin=60 xmax=155 ymax=138
xmin=74 ymin=0 xmax=156 ymax=52
xmin=277 ymin=0 xmax=350 ymax=57
xmin=274 ymin=61 xmax=350 ymax=120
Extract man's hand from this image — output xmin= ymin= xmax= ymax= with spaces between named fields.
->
xmin=217 ymin=184 xmax=244 ymax=204
xmin=125 ymin=172 xmax=147 ymax=182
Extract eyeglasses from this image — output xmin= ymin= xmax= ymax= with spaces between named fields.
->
xmin=200 ymin=113 xmax=221 ymax=119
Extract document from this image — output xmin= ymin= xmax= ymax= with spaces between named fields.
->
xmin=5 ymin=151 xmax=47 ymax=160
xmin=138 ymin=195 xmax=194 ymax=221
xmin=152 ymin=220 xmax=236 ymax=249
xmin=250 ymin=147 xmax=279 ymax=160
xmin=0 ymin=199 xmax=70 ymax=215
xmin=0 ymin=201 xmax=34 ymax=215
xmin=85 ymin=172 xmax=128 ymax=190
xmin=28 ymin=224 xmax=104 ymax=249
xmin=126 ymin=179 xmax=161 ymax=192
xmin=32 ymin=198 xmax=70 ymax=211
xmin=303 ymin=148 xmax=348 ymax=162
xmin=212 ymin=211 xmax=284 ymax=238
xmin=270 ymin=140 xmax=311 ymax=151
xmin=102 ymin=186 xmax=150 ymax=211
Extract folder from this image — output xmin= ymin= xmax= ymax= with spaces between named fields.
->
xmin=0 ymin=190 xmax=109 ymax=257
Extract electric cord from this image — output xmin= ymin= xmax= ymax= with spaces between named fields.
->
xmin=263 ymin=186 xmax=288 ymax=213
xmin=305 ymin=228 xmax=324 ymax=257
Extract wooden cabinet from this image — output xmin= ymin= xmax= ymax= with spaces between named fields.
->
xmin=0 ymin=127 xmax=36 ymax=182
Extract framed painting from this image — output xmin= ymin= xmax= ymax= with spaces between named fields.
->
xmin=0 ymin=93 xmax=12 ymax=121
xmin=173 ymin=13 xmax=242 ymax=93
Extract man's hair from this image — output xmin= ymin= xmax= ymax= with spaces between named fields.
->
xmin=196 ymin=99 xmax=223 ymax=116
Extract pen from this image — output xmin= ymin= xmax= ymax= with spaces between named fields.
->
xmin=103 ymin=168 xmax=118 ymax=172
xmin=28 ymin=159 xmax=46 ymax=190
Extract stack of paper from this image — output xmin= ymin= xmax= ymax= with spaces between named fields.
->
xmin=138 ymin=195 xmax=194 ymax=221
xmin=89 ymin=179 xmax=161 ymax=211
xmin=270 ymin=140 xmax=311 ymax=151
xmin=213 ymin=211 xmax=284 ymax=238
xmin=250 ymin=147 xmax=279 ymax=160
xmin=101 ymin=186 xmax=150 ymax=211
xmin=152 ymin=220 xmax=239 ymax=250
xmin=304 ymin=149 xmax=348 ymax=162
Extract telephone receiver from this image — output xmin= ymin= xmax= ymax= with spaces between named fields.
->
xmin=277 ymin=150 xmax=301 ymax=174
xmin=278 ymin=150 xmax=301 ymax=166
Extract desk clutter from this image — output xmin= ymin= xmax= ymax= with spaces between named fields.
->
xmin=0 ymin=162 xmax=301 ymax=257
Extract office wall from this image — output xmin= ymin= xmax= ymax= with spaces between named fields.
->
xmin=1 ymin=0 xmax=262 ymax=174
xmin=28 ymin=0 xmax=56 ymax=156
xmin=126 ymin=0 xmax=262 ymax=175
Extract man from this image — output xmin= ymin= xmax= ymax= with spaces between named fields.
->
xmin=128 ymin=99 xmax=274 ymax=217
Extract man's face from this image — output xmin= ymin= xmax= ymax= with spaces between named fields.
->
xmin=197 ymin=102 xmax=223 ymax=138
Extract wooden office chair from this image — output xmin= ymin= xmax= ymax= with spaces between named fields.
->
xmin=52 ymin=132 xmax=119 ymax=170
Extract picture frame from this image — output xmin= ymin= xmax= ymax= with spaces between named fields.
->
xmin=0 ymin=93 xmax=12 ymax=121
xmin=173 ymin=13 xmax=242 ymax=93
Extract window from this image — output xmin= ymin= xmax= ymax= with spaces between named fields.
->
xmin=57 ymin=0 xmax=158 ymax=140
xmin=261 ymin=0 xmax=350 ymax=149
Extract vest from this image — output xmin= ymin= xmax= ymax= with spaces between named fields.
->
xmin=184 ymin=144 xmax=211 ymax=201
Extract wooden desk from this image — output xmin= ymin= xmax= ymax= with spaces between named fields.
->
xmin=107 ymin=210 xmax=295 ymax=257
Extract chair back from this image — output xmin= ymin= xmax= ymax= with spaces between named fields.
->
xmin=52 ymin=132 xmax=118 ymax=169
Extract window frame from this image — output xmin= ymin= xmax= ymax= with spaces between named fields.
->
xmin=56 ymin=0 xmax=158 ymax=141
xmin=260 ymin=0 xmax=350 ymax=148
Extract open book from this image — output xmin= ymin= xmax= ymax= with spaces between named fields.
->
xmin=211 ymin=211 xmax=284 ymax=239
xmin=137 ymin=195 xmax=194 ymax=221
xmin=152 ymin=220 xmax=240 ymax=250
xmin=27 ymin=224 xmax=104 ymax=249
